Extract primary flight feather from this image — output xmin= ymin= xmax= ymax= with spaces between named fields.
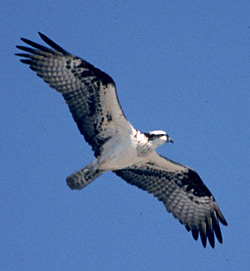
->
xmin=16 ymin=33 xmax=227 ymax=248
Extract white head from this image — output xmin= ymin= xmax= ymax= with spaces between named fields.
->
xmin=144 ymin=130 xmax=173 ymax=150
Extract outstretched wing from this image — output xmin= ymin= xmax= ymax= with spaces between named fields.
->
xmin=16 ymin=33 xmax=132 ymax=157
xmin=114 ymin=151 xmax=227 ymax=248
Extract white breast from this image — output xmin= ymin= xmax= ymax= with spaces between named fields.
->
xmin=98 ymin=129 xmax=148 ymax=171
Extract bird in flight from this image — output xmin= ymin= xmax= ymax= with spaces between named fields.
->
xmin=16 ymin=33 xmax=227 ymax=248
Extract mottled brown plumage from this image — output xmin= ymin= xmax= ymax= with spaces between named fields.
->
xmin=16 ymin=33 xmax=227 ymax=248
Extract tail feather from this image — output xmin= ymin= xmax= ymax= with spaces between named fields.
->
xmin=66 ymin=168 xmax=104 ymax=190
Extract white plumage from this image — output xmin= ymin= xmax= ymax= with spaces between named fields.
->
xmin=16 ymin=33 xmax=227 ymax=248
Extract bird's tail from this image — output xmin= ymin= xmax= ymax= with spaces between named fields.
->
xmin=66 ymin=166 xmax=104 ymax=190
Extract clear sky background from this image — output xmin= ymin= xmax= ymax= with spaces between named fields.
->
xmin=1 ymin=1 xmax=250 ymax=270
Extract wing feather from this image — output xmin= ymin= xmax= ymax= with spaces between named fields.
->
xmin=114 ymin=151 xmax=227 ymax=248
xmin=16 ymin=33 xmax=131 ymax=157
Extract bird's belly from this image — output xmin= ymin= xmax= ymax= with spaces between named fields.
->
xmin=98 ymin=145 xmax=144 ymax=171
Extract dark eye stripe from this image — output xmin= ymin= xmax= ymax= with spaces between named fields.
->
xmin=144 ymin=133 xmax=166 ymax=139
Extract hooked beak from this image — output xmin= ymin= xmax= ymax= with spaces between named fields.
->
xmin=167 ymin=135 xmax=174 ymax=144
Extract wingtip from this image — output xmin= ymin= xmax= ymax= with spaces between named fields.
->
xmin=214 ymin=202 xmax=228 ymax=226
xmin=219 ymin=214 xmax=228 ymax=226
xmin=20 ymin=37 xmax=28 ymax=43
xmin=38 ymin=32 xmax=46 ymax=39
xmin=36 ymin=32 xmax=69 ymax=55
xmin=38 ymin=32 xmax=49 ymax=43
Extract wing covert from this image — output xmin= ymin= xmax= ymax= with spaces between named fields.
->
xmin=16 ymin=33 xmax=131 ymax=157
xmin=114 ymin=151 xmax=227 ymax=248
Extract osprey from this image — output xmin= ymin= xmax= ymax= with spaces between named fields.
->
xmin=16 ymin=33 xmax=227 ymax=248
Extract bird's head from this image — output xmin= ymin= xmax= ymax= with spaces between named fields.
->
xmin=144 ymin=130 xmax=173 ymax=149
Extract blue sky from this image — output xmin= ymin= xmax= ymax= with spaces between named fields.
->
xmin=1 ymin=1 xmax=250 ymax=270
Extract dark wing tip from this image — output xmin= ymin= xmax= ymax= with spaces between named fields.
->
xmin=217 ymin=208 xmax=228 ymax=226
xmin=37 ymin=32 xmax=69 ymax=54
xmin=191 ymin=229 xmax=199 ymax=240
xmin=15 ymin=53 xmax=29 ymax=57
xmin=16 ymin=32 xmax=69 ymax=56
xmin=200 ymin=230 xmax=207 ymax=248
xmin=19 ymin=59 xmax=32 ymax=65
xmin=189 ymin=227 xmax=215 ymax=248
xmin=182 ymin=169 xmax=227 ymax=248
xmin=189 ymin=205 xmax=226 ymax=248
xmin=38 ymin=32 xmax=46 ymax=38
xmin=207 ymin=233 xmax=215 ymax=248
